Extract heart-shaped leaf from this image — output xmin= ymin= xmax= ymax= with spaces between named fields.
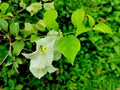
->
xmin=93 ymin=22 xmax=113 ymax=34
xmin=71 ymin=8 xmax=85 ymax=27
xmin=13 ymin=41 xmax=25 ymax=56
xmin=58 ymin=35 xmax=81 ymax=65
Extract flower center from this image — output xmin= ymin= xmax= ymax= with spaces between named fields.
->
xmin=39 ymin=45 xmax=48 ymax=55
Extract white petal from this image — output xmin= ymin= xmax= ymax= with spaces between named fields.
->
xmin=22 ymin=51 xmax=39 ymax=59
xmin=47 ymin=30 xmax=58 ymax=36
xmin=47 ymin=65 xmax=58 ymax=73
xmin=30 ymin=66 xmax=47 ymax=79
xmin=54 ymin=50 xmax=62 ymax=61
xmin=53 ymin=40 xmax=62 ymax=61
xmin=35 ymin=37 xmax=56 ymax=50
xmin=30 ymin=47 xmax=54 ymax=68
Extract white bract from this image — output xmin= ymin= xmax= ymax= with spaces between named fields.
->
xmin=26 ymin=2 xmax=42 ymax=16
xmin=44 ymin=2 xmax=54 ymax=10
xmin=22 ymin=30 xmax=62 ymax=79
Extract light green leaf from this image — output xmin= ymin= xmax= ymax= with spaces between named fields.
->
xmin=0 ymin=19 xmax=8 ymax=32
xmin=15 ymin=84 xmax=23 ymax=90
xmin=71 ymin=8 xmax=85 ymax=27
xmin=44 ymin=20 xmax=58 ymax=30
xmin=43 ymin=0 xmax=49 ymax=1
xmin=16 ymin=58 xmax=23 ymax=64
xmin=24 ymin=22 xmax=37 ymax=34
xmin=35 ymin=20 xmax=46 ymax=31
xmin=5 ymin=62 xmax=13 ymax=66
xmin=13 ymin=41 xmax=25 ymax=56
xmin=26 ymin=2 xmax=42 ymax=16
xmin=87 ymin=14 xmax=95 ymax=27
xmin=93 ymin=22 xmax=113 ymax=34
xmin=30 ymin=35 xmax=40 ymax=43
xmin=111 ymin=63 xmax=116 ymax=70
xmin=43 ymin=10 xmax=58 ymax=30
xmin=76 ymin=23 xmax=90 ymax=36
xmin=6 ymin=12 xmax=14 ymax=17
xmin=0 ymin=2 xmax=9 ymax=14
xmin=19 ymin=0 xmax=26 ymax=8
xmin=44 ymin=9 xmax=58 ymax=20
xmin=10 ymin=22 xmax=19 ymax=36
xmin=58 ymin=35 xmax=80 ymax=65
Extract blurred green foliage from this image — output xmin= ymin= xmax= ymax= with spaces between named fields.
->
xmin=0 ymin=0 xmax=120 ymax=90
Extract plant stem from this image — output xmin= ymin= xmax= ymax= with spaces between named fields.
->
xmin=0 ymin=35 xmax=12 ymax=65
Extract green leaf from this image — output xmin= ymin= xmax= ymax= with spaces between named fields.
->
xmin=58 ymin=35 xmax=81 ymax=65
xmin=19 ymin=0 xmax=26 ymax=9
xmin=44 ymin=9 xmax=58 ymax=20
xmin=44 ymin=20 xmax=58 ymax=30
xmin=5 ymin=62 xmax=13 ymax=66
xmin=0 ymin=2 xmax=9 ymax=14
xmin=71 ymin=8 xmax=85 ymax=27
xmin=10 ymin=22 xmax=19 ymax=36
xmin=76 ymin=23 xmax=90 ymax=36
xmin=6 ymin=12 xmax=14 ymax=17
xmin=24 ymin=22 xmax=37 ymax=35
xmin=0 ymin=19 xmax=8 ymax=32
xmin=35 ymin=19 xmax=46 ymax=31
xmin=87 ymin=14 xmax=95 ymax=28
xmin=16 ymin=58 xmax=23 ymax=64
xmin=43 ymin=9 xmax=58 ymax=30
xmin=30 ymin=35 xmax=40 ymax=43
xmin=8 ymin=79 xmax=16 ymax=87
xmin=15 ymin=84 xmax=23 ymax=90
xmin=93 ymin=22 xmax=113 ymax=34
xmin=13 ymin=41 xmax=25 ymax=56
xmin=0 ymin=45 xmax=8 ymax=62
xmin=111 ymin=63 xmax=116 ymax=70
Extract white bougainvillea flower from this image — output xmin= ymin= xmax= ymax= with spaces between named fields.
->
xmin=22 ymin=37 xmax=56 ymax=66
xmin=26 ymin=2 xmax=42 ymax=16
xmin=22 ymin=30 xmax=62 ymax=79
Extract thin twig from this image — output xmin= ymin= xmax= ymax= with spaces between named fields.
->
xmin=23 ymin=48 xmax=33 ymax=52
xmin=0 ymin=53 xmax=9 ymax=65
xmin=0 ymin=29 xmax=5 ymax=34
xmin=0 ymin=35 xmax=12 ymax=65
xmin=13 ymin=8 xmax=25 ymax=20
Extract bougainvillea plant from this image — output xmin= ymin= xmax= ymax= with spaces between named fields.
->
xmin=0 ymin=1 xmax=113 ymax=79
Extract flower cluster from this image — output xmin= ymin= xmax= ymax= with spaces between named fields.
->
xmin=22 ymin=30 xmax=62 ymax=79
